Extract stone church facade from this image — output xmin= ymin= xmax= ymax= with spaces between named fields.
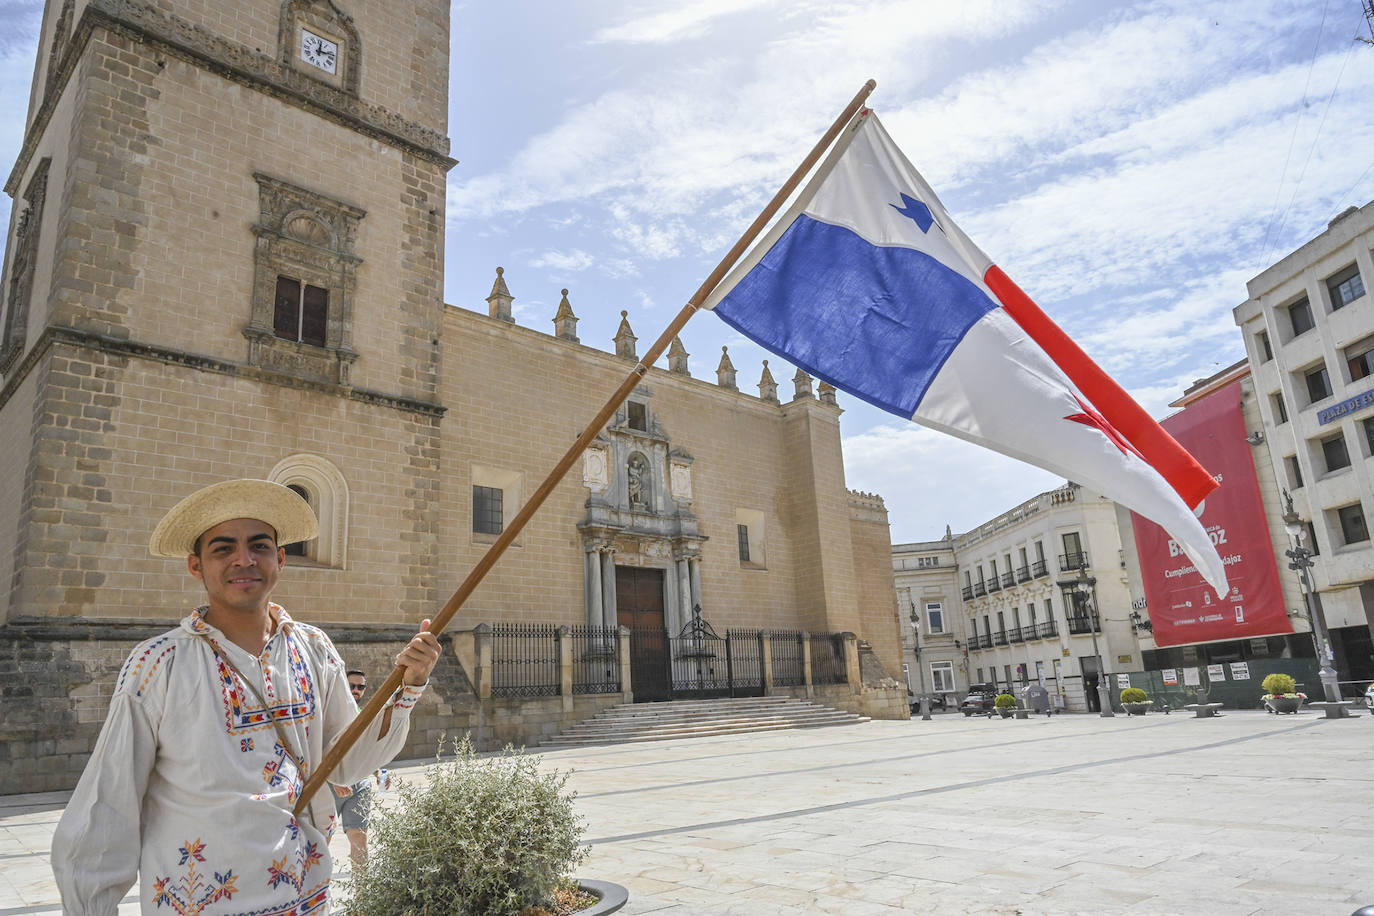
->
xmin=0 ymin=0 xmax=904 ymax=792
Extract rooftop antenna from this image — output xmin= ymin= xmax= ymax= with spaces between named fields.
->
xmin=1361 ymin=0 xmax=1374 ymax=45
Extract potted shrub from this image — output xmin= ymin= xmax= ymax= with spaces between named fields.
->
xmin=994 ymin=692 xmax=1017 ymax=718
xmin=1260 ymin=673 xmax=1306 ymax=714
xmin=1119 ymin=686 xmax=1151 ymax=716
xmin=344 ymin=737 xmax=627 ymax=915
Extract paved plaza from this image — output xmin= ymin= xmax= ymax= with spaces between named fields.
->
xmin=2 ymin=708 xmax=1370 ymax=915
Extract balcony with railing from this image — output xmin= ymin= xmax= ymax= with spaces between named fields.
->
xmin=1032 ymin=559 xmax=1048 ymax=578
xmin=1059 ymin=551 xmax=1089 ymax=572
xmin=992 ymin=631 xmax=1009 ymax=646
xmin=1016 ymin=565 xmax=1031 ymax=583
xmin=1065 ymin=614 xmax=1100 ymax=635
xmin=968 ymin=632 xmax=990 ymax=650
xmin=987 ymin=577 xmax=1003 ymax=593
xmin=1029 ymin=620 xmax=1058 ymax=640
xmin=1000 ymin=571 xmax=1016 ymax=589
xmin=1007 ymin=625 xmax=1026 ymax=644
xmin=973 ymin=581 xmax=987 ymax=597
xmin=961 ymin=585 xmax=974 ymax=600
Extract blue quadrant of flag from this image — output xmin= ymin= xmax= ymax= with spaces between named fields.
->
xmin=712 ymin=214 xmax=997 ymax=416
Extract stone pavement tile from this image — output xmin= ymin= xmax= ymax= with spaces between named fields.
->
xmin=1032 ymin=879 xmax=1156 ymax=910
xmin=905 ymin=881 xmax=1047 ymax=916
xmin=736 ymin=881 xmax=843 ymax=908
xmin=1122 ymin=890 xmax=1276 ymax=916
xmin=1236 ymin=875 xmax=1370 ymax=902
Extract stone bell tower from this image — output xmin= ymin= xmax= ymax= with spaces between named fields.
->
xmin=0 ymin=0 xmax=455 ymax=789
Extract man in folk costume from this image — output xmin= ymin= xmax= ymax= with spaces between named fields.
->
xmin=51 ymin=479 xmax=442 ymax=914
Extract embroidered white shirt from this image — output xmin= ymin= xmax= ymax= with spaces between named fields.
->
xmin=51 ymin=605 xmax=425 ymax=915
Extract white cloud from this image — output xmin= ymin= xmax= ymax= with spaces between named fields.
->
xmin=0 ymin=3 xmax=41 ymax=231
xmin=530 ymin=248 xmax=595 ymax=272
xmin=593 ymin=0 xmax=784 ymax=44
xmin=843 ymin=423 xmax=1063 ymax=540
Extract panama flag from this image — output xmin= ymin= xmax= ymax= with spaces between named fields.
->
xmin=703 ymin=111 xmax=1228 ymax=596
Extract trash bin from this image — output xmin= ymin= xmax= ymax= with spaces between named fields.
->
xmin=1023 ymin=684 xmax=1051 ymax=715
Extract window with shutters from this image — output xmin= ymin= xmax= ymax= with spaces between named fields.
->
xmin=273 ymin=277 xmax=329 ymax=346
xmin=244 ymin=173 xmax=364 ymax=385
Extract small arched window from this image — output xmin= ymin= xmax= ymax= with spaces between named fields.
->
xmin=284 ymin=484 xmax=311 ymax=556
xmin=269 ymin=454 xmax=349 ymax=568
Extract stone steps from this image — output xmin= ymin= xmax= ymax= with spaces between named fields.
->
xmin=539 ymin=696 xmax=870 ymax=747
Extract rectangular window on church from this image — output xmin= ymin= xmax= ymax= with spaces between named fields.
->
xmin=472 ymin=485 xmax=503 ymax=534
xmin=735 ymin=508 xmax=766 ymax=568
xmin=627 ymin=401 xmax=648 ymax=431
xmin=273 ymin=275 xmax=328 ymax=346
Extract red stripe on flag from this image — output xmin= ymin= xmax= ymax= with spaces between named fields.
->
xmin=983 ymin=264 xmax=1218 ymax=508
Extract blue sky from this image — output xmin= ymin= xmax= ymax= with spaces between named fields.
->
xmin=4 ymin=0 xmax=1373 ymax=542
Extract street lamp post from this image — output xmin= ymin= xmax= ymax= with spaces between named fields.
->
xmin=908 ymin=606 xmax=932 ymax=720
xmin=1075 ymin=568 xmax=1115 ymax=717
xmin=1281 ymin=491 xmax=1341 ymax=703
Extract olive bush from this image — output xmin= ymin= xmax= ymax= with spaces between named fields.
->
xmin=346 ymin=737 xmax=587 ymax=915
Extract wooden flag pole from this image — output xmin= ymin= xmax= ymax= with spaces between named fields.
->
xmin=294 ymin=78 xmax=876 ymax=815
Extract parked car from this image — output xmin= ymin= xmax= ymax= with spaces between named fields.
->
xmin=907 ymin=691 xmax=949 ymax=713
xmin=959 ymin=683 xmax=1000 ymax=716
xmin=1364 ymin=681 xmax=1374 ymax=713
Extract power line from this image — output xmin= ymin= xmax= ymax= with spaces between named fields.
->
xmin=1267 ymin=21 xmax=1360 ymax=252
xmin=1256 ymin=0 xmax=1330 ymax=270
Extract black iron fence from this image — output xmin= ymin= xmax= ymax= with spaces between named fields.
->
xmin=571 ymin=625 xmax=621 ymax=695
xmin=770 ymin=629 xmax=805 ymax=687
xmin=490 ymin=622 xmax=848 ymax=700
xmin=490 ymin=623 xmax=559 ymax=698
xmin=810 ymin=632 xmax=847 ymax=685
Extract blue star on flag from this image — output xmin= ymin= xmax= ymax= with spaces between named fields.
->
xmin=891 ymin=192 xmax=938 ymax=233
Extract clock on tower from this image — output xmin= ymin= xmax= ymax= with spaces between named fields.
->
xmin=299 ymin=29 xmax=338 ymax=75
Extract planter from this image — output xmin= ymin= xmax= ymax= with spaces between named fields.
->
xmin=997 ymin=707 xmax=1014 ymax=718
xmin=1123 ymin=702 xmax=1150 ymax=716
xmin=1264 ymin=695 xmax=1304 ymax=715
xmin=576 ymin=879 xmax=629 ymax=915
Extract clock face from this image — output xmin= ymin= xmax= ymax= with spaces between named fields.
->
xmin=300 ymin=29 xmax=338 ymax=75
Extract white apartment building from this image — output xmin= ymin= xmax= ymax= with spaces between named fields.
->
xmin=892 ymin=535 xmax=963 ymax=707
xmin=1234 ymin=200 xmax=1374 ymax=687
xmin=895 ymin=483 xmax=1142 ymax=713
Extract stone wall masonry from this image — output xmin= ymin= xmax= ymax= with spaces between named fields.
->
xmin=11 ymin=339 xmax=443 ymax=625
xmin=849 ymin=501 xmax=904 ymax=678
xmin=13 ymin=22 xmax=450 ymax=404
xmin=0 ymin=623 xmax=488 ymax=794
xmin=439 ymin=308 xmax=865 ymax=633
xmin=777 ymin=399 xmax=860 ymax=634
xmin=78 ymin=0 xmax=455 ymax=131
xmin=0 ymin=369 xmax=39 ymax=625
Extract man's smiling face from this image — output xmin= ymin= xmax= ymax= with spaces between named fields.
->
xmin=187 ymin=518 xmax=284 ymax=616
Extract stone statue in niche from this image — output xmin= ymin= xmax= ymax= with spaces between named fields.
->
xmin=627 ymin=453 xmax=650 ymax=511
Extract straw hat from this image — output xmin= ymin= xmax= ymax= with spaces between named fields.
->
xmin=149 ymin=479 xmax=319 ymax=558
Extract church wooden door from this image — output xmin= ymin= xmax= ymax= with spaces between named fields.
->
xmin=616 ymin=567 xmax=669 ymax=702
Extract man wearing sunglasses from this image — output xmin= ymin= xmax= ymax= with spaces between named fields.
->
xmin=332 ymin=670 xmax=376 ymax=867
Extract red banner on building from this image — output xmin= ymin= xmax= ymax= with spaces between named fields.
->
xmin=1130 ymin=382 xmax=1289 ymax=647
